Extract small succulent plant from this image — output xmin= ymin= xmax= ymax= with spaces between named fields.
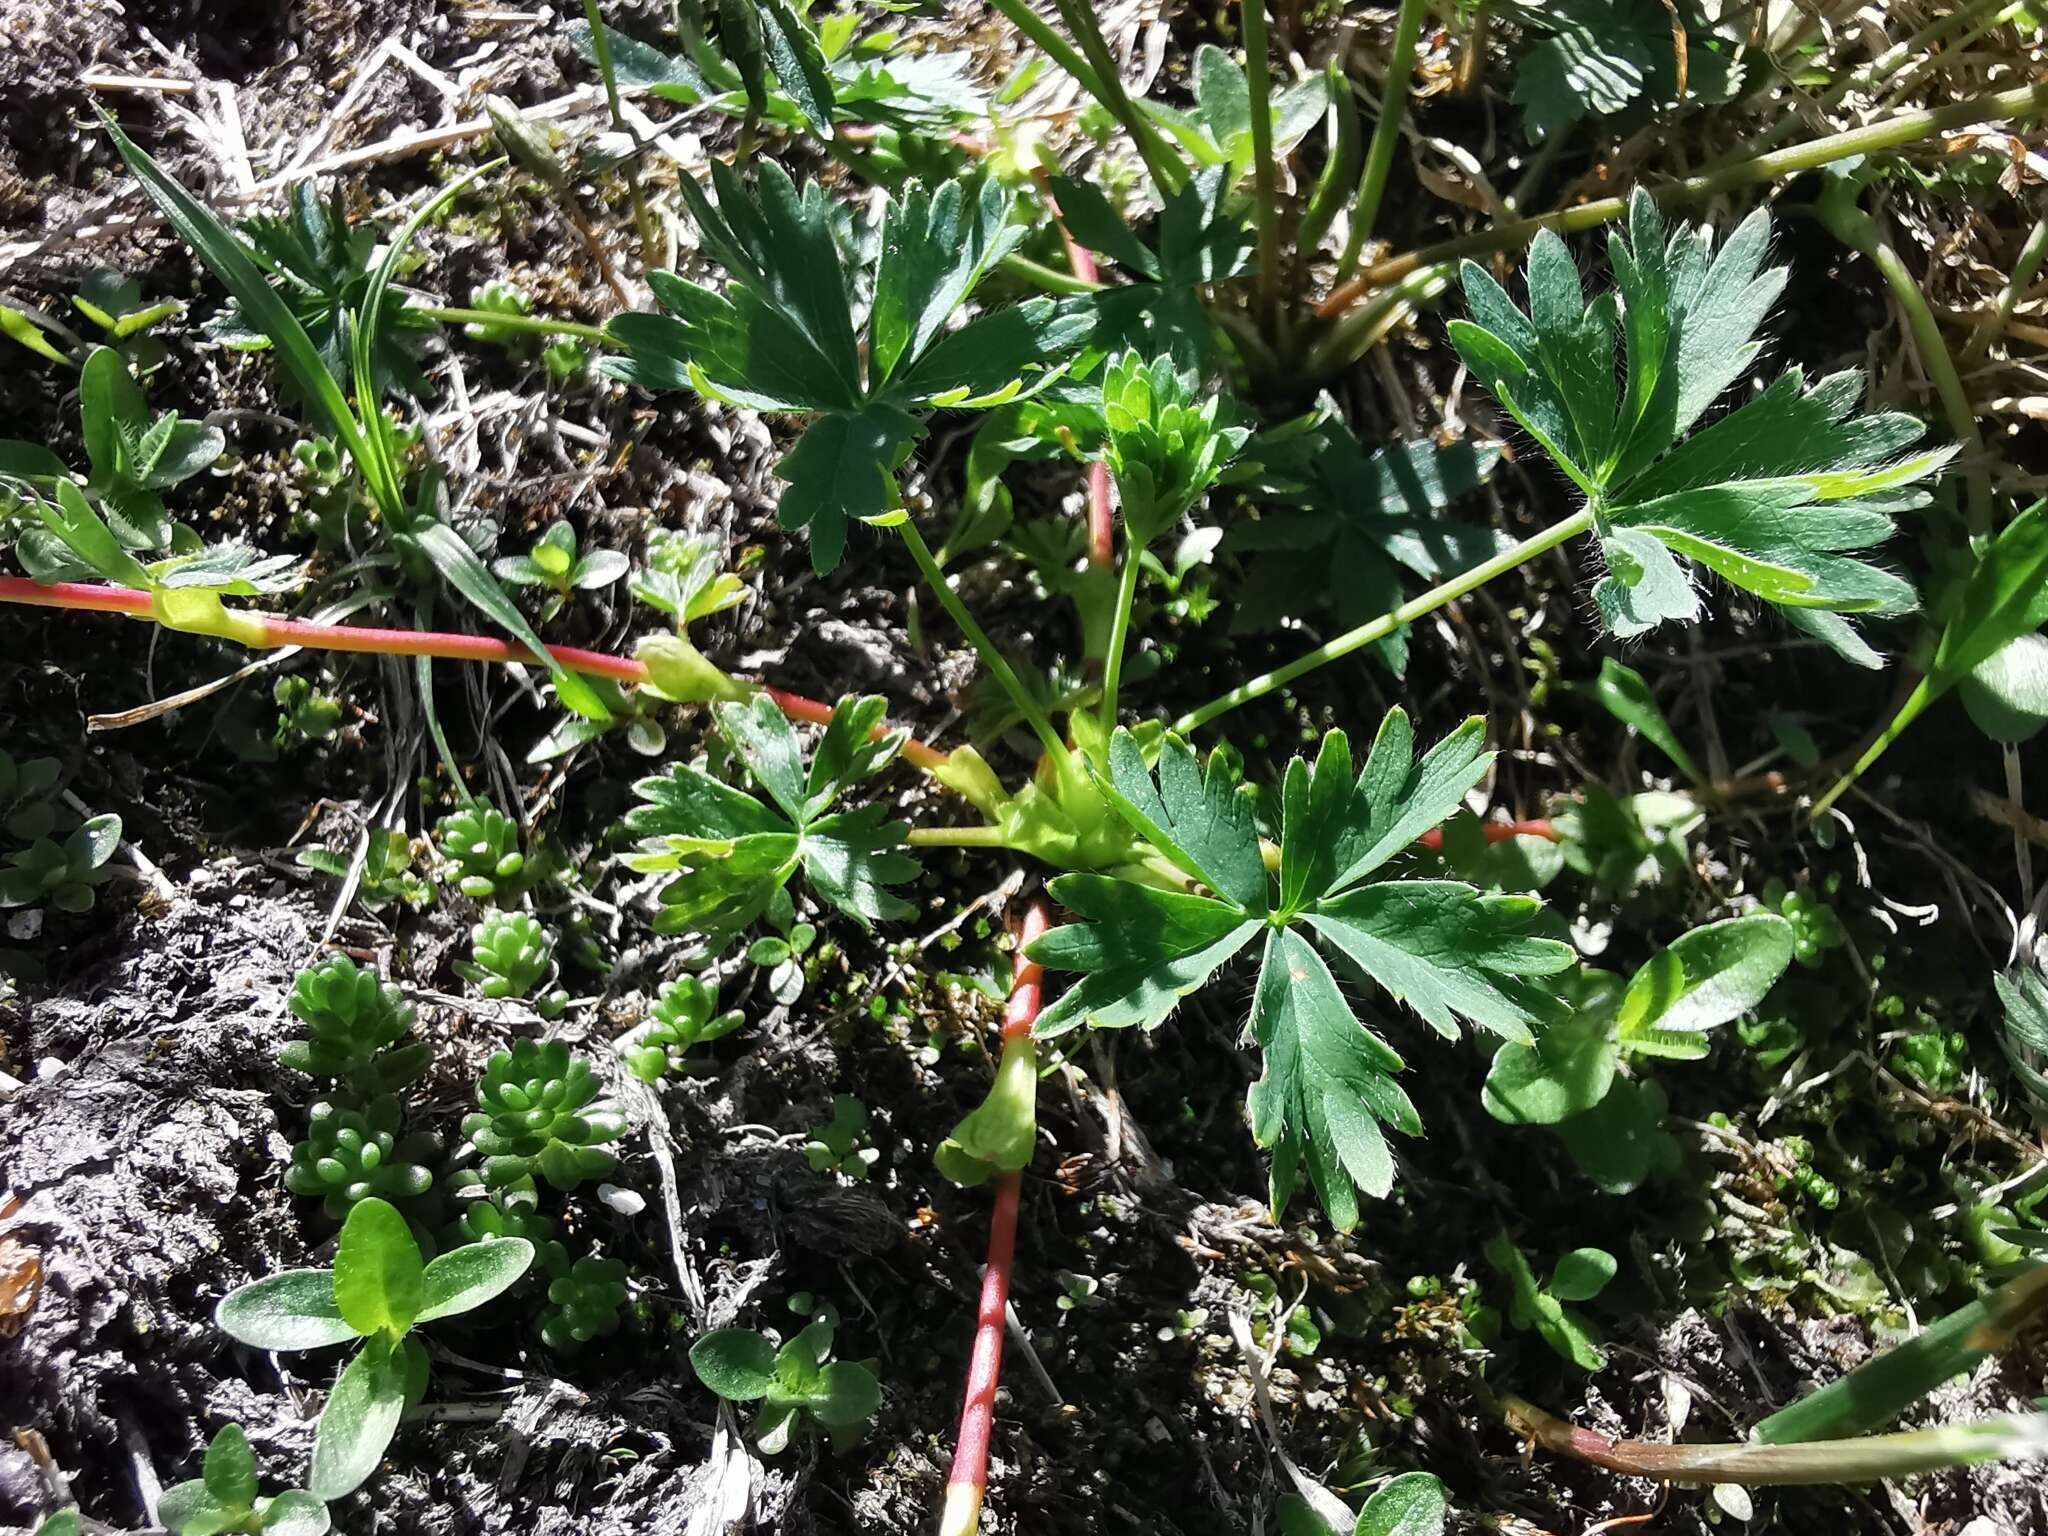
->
xmin=434 ymin=798 xmax=525 ymax=902
xmin=453 ymin=1192 xmax=568 ymax=1276
xmin=285 ymin=1097 xmax=437 ymax=1219
xmin=463 ymin=1039 xmax=628 ymax=1190
xmin=492 ymin=521 xmax=629 ymax=621
xmin=282 ymin=955 xmax=429 ymax=1098
xmin=805 ymin=1095 xmax=880 ymax=1179
xmin=459 ymin=910 xmax=566 ymax=1014
xmin=616 ymin=975 xmax=744 ymax=1082
xmin=541 ymin=1255 xmax=630 ymax=1351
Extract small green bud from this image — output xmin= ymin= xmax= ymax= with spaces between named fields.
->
xmin=934 ymin=1033 xmax=1038 ymax=1187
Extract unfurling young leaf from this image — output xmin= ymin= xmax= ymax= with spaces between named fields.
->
xmin=1029 ymin=709 xmax=1575 ymax=1228
xmin=1449 ymin=188 xmax=1952 ymax=667
xmin=1485 ymin=1233 xmax=1613 ymax=1370
xmin=604 ymin=162 xmax=1091 ymax=572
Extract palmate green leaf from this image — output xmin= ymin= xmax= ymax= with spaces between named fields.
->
xmin=1033 ymin=710 xmax=1574 ymax=1225
xmin=608 ymin=164 xmax=1085 ymax=572
xmin=1452 ymin=188 xmax=1949 ymax=665
xmin=624 ymin=693 xmax=916 ymax=935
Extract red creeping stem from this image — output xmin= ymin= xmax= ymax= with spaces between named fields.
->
xmin=0 ymin=576 xmax=947 ymax=768
xmin=939 ymin=899 xmax=1049 ymax=1536
xmin=1415 ymin=817 xmax=1560 ymax=850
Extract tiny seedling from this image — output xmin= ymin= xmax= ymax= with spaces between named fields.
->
xmin=297 ymin=829 xmax=435 ymax=913
xmin=1484 ymin=1236 xmax=1615 ymax=1371
xmin=459 ymin=911 xmax=567 ymax=1014
xmin=215 ymin=1197 xmax=532 ymax=1499
xmin=461 ymin=1039 xmax=628 ymax=1190
xmin=747 ymin=918 xmax=816 ymax=1006
xmin=283 ymin=954 xmax=430 ymax=1098
xmin=491 ymin=521 xmax=630 ymax=621
xmin=623 ymin=692 xmax=916 ymax=938
xmin=158 ymin=1422 xmax=330 ymax=1536
xmin=434 ymin=798 xmax=526 ymax=902
xmin=804 ymin=1094 xmax=879 ymax=1178
xmin=454 ymin=1190 xmax=569 ymax=1276
xmin=689 ymin=1306 xmax=882 ymax=1453
xmin=273 ymin=675 xmax=342 ymax=748
xmin=286 ymin=1098 xmax=437 ymax=1219
xmin=615 ymin=974 xmax=744 ymax=1082
xmin=541 ymin=1255 xmax=630 ymax=1351
xmin=460 ymin=281 xmax=535 ymax=344
xmin=0 ymin=813 xmax=122 ymax=915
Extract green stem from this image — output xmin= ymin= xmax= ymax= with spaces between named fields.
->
xmin=987 ymin=0 xmax=1107 ymax=101
xmin=1709 ymin=0 xmax=2009 ymax=168
xmin=412 ymin=305 xmax=617 ymax=348
xmin=1322 ymin=80 xmax=2048 ymax=311
xmin=1809 ymin=675 xmax=1934 ymax=819
xmin=1241 ymin=0 xmax=1281 ymax=316
xmin=1813 ymin=190 xmax=1991 ymax=537
xmin=1047 ymin=0 xmax=1186 ymax=194
xmin=1097 ymin=540 xmax=1145 ymax=747
xmin=997 ymin=253 xmax=1104 ymax=297
xmin=907 ymin=824 xmax=1018 ymax=849
xmin=1965 ymin=213 xmax=2048 ymax=363
xmin=1334 ymin=0 xmax=1429 ymax=285
xmin=895 ymin=519 xmax=1076 ymax=777
xmin=1174 ymin=505 xmax=1597 ymax=733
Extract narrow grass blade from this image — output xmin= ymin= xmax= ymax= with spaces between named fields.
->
xmin=99 ymin=113 xmax=373 ymax=482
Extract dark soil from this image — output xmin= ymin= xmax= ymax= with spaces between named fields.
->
xmin=4 ymin=4 xmax=2047 ymax=1536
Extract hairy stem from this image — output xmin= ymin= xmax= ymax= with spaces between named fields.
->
xmin=938 ymin=900 xmax=1050 ymax=1536
xmin=1174 ymin=506 xmax=1598 ymax=734
xmin=410 ymin=305 xmax=617 ymax=347
xmin=895 ymin=520 xmax=1075 ymax=776
xmin=1333 ymin=0 xmax=1430 ymax=285
xmin=1319 ymin=81 xmax=2048 ymax=318
xmin=907 ymin=824 xmax=1018 ymax=849
xmin=1814 ymin=192 xmax=1991 ymax=536
xmin=1096 ymin=543 xmax=1146 ymax=746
